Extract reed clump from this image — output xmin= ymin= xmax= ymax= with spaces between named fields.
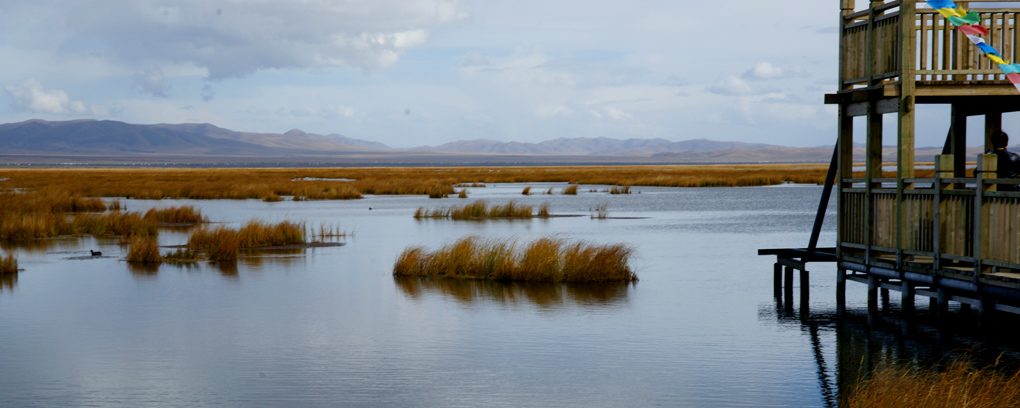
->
xmin=609 ymin=185 xmax=631 ymax=194
xmin=845 ymin=358 xmax=1020 ymax=408
xmin=393 ymin=236 xmax=636 ymax=282
xmin=522 ymin=186 xmax=531 ymax=195
xmin=458 ymin=189 xmax=468 ymax=198
xmin=414 ymin=200 xmax=545 ymax=219
xmin=126 ymin=236 xmax=164 ymax=264
xmin=163 ymin=248 xmax=200 ymax=263
xmin=563 ymin=185 xmax=579 ymax=195
xmin=0 ymin=254 xmax=17 ymax=275
xmin=187 ymin=220 xmax=306 ymax=261
xmin=143 ymin=205 xmax=207 ymax=224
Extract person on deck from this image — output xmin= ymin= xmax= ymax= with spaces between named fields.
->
xmin=987 ymin=130 xmax=1020 ymax=191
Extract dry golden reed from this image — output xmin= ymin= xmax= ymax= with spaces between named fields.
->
xmin=0 ymin=254 xmax=17 ymax=275
xmin=0 ymin=165 xmax=856 ymax=204
xmin=563 ymin=185 xmax=579 ymax=195
xmin=393 ymin=236 xmax=636 ymax=282
xmin=143 ymin=205 xmax=207 ymax=224
xmin=414 ymin=200 xmax=549 ymax=219
xmin=609 ymin=185 xmax=631 ymax=194
xmin=187 ymin=220 xmax=306 ymax=261
xmin=845 ymin=358 xmax=1020 ymax=408
xmin=126 ymin=236 xmax=164 ymax=264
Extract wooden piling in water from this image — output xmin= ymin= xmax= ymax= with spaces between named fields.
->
xmin=774 ymin=263 xmax=782 ymax=298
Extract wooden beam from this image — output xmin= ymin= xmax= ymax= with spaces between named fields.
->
xmin=951 ymin=104 xmax=968 ymax=177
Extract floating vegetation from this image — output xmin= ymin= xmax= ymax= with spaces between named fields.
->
xmin=0 ymin=253 xmax=17 ymax=275
xmin=143 ymin=205 xmax=207 ymax=224
xmin=126 ymin=236 xmax=163 ymax=264
xmin=609 ymin=185 xmax=631 ymax=194
xmin=163 ymin=248 xmax=200 ymax=264
xmin=393 ymin=236 xmax=636 ymax=282
xmin=846 ymin=357 xmax=1020 ymax=408
xmin=414 ymin=200 xmax=550 ymax=220
xmin=563 ymin=185 xmax=579 ymax=195
xmin=522 ymin=186 xmax=531 ymax=195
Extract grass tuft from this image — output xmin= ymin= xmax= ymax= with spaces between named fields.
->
xmin=187 ymin=220 xmax=306 ymax=261
xmin=414 ymin=200 xmax=546 ymax=219
xmin=0 ymin=253 xmax=17 ymax=275
xmin=563 ymin=185 xmax=579 ymax=195
xmin=143 ymin=205 xmax=207 ymax=224
xmin=522 ymin=186 xmax=531 ymax=195
xmin=591 ymin=202 xmax=609 ymax=219
xmin=609 ymin=185 xmax=631 ymax=194
xmin=458 ymin=189 xmax=468 ymax=198
xmin=127 ymin=236 xmax=164 ymax=264
xmin=393 ymin=236 xmax=636 ymax=282
xmin=846 ymin=357 xmax=1020 ymax=408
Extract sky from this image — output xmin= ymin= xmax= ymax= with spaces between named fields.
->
xmin=0 ymin=0 xmax=1016 ymax=149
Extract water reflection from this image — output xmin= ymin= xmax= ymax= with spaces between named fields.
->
xmin=761 ymin=299 xmax=1020 ymax=407
xmin=214 ymin=261 xmax=239 ymax=278
xmin=0 ymin=272 xmax=16 ymax=292
xmin=1 ymin=239 xmax=61 ymax=253
xmin=128 ymin=263 xmax=159 ymax=278
xmin=394 ymin=277 xmax=631 ymax=308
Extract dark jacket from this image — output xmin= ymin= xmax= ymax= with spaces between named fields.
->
xmin=988 ymin=148 xmax=1020 ymax=191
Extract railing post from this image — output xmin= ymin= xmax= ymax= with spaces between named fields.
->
xmin=974 ymin=154 xmax=996 ymax=276
xmin=934 ymin=154 xmax=953 ymax=273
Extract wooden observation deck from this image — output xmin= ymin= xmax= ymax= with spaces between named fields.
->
xmin=762 ymin=0 xmax=1020 ymax=319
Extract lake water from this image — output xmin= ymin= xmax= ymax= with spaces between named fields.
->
xmin=2 ymin=183 xmax=1018 ymax=407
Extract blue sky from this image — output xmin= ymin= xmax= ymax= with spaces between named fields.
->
xmin=0 ymin=0 xmax=1015 ymax=148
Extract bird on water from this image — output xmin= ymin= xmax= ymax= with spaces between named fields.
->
xmin=90 ymin=250 xmax=102 ymax=256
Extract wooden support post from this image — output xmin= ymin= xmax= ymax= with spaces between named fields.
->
xmin=937 ymin=286 xmax=949 ymax=317
xmin=979 ymin=297 xmax=994 ymax=326
xmin=901 ymin=280 xmax=915 ymax=314
xmin=800 ymin=269 xmax=810 ymax=310
xmin=896 ymin=0 xmax=917 ymax=260
xmin=837 ymin=269 xmax=847 ymax=317
xmin=951 ymin=105 xmax=968 ymax=178
xmin=784 ymin=266 xmax=794 ymax=307
xmin=880 ymin=288 xmax=891 ymax=311
xmin=773 ymin=263 xmax=782 ymax=298
xmin=868 ymin=273 xmax=879 ymax=312
xmin=986 ymin=112 xmax=1002 ymax=150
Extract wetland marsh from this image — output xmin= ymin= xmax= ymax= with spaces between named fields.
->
xmin=0 ymin=169 xmax=1015 ymax=407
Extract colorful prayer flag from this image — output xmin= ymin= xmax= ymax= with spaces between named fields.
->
xmin=957 ymin=25 xmax=990 ymax=36
xmin=926 ymin=0 xmax=957 ymax=10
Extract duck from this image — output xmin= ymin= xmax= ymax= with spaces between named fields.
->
xmin=90 ymin=250 xmax=102 ymax=257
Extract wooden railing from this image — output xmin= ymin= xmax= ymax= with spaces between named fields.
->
xmin=841 ymin=1 xmax=1020 ymax=88
xmin=839 ymin=173 xmax=1020 ymax=270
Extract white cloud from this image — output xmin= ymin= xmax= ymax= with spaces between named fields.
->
xmin=741 ymin=62 xmax=806 ymax=80
xmin=132 ymin=67 xmax=170 ymax=97
xmin=604 ymin=106 xmax=634 ymax=121
xmin=4 ymin=79 xmax=114 ymax=115
xmin=0 ymin=0 xmax=470 ymax=79
xmin=708 ymin=75 xmax=754 ymax=95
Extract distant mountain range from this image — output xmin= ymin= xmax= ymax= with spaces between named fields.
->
xmin=0 ymin=119 xmax=984 ymax=165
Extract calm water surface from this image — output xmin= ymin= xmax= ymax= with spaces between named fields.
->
xmin=1 ymin=183 xmax=1016 ymax=407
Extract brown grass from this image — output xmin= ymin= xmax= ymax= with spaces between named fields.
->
xmin=143 ymin=205 xmax=207 ymax=224
xmin=609 ymin=185 xmax=631 ymax=194
xmin=393 ymin=236 xmax=636 ymax=282
xmin=126 ymin=236 xmax=163 ymax=264
xmin=187 ymin=220 xmax=306 ymax=261
xmin=163 ymin=248 xmax=200 ymax=263
xmin=563 ymin=184 xmax=579 ymax=195
xmin=414 ymin=200 xmax=546 ymax=219
xmin=458 ymin=189 xmax=468 ymax=198
xmin=0 ymin=253 xmax=17 ymax=275
xmin=845 ymin=358 xmax=1020 ymax=408
xmin=522 ymin=186 xmax=531 ymax=195
xmin=0 ymin=165 xmax=866 ymax=205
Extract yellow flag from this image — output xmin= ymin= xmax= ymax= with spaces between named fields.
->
xmin=937 ymin=6 xmax=968 ymax=19
xmin=987 ymin=54 xmax=1007 ymax=65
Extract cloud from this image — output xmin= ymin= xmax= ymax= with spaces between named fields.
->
xmin=132 ymin=67 xmax=170 ymax=97
xmin=3 ymin=79 xmax=115 ymax=115
xmin=275 ymin=105 xmax=359 ymax=119
xmin=460 ymin=52 xmax=490 ymax=67
xmin=708 ymin=75 xmax=754 ymax=95
xmin=741 ymin=62 xmax=806 ymax=80
xmin=201 ymin=84 xmax=215 ymax=102
xmin=661 ymin=75 xmax=688 ymax=87
xmin=0 ymin=0 xmax=470 ymax=79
